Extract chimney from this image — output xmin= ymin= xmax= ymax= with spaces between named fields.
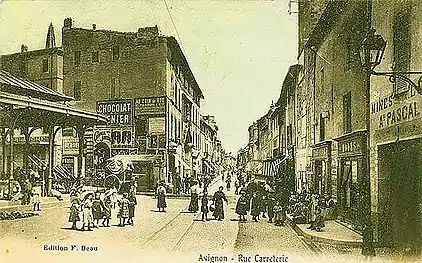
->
xmin=63 ymin=18 xmax=72 ymax=29
xmin=21 ymin=44 xmax=28 ymax=53
xmin=92 ymin=24 xmax=96 ymax=30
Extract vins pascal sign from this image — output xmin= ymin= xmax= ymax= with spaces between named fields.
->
xmin=97 ymin=100 xmax=133 ymax=126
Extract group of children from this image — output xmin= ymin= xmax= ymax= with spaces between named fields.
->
xmin=68 ymin=189 xmax=137 ymax=231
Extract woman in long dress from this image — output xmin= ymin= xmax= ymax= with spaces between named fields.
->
xmin=188 ymin=181 xmax=200 ymax=212
xmin=156 ymin=182 xmax=167 ymax=212
xmin=128 ymin=192 xmax=137 ymax=225
xmin=212 ymin=186 xmax=228 ymax=221
xmin=235 ymin=189 xmax=249 ymax=222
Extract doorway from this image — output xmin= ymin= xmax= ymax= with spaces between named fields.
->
xmin=379 ymin=139 xmax=422 ymax=254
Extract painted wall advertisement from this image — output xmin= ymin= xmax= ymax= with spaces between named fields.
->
xmin=134 ymin=96 xmax=166 ymax=116
xmin=97 ymin=99 xmax=133 ymax=126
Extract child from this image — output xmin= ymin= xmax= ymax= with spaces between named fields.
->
xmin=102 ymin=195 xmax=112 ymax=227
xmin=82 ymin=193 xmax=94 ymax=231
xmin=201 ymin=190 xmax=209 ymax=221
xmin=68 ymin=199 xmax=80 ymax=230
xmin=118 ymin=192 xmax=130 ymax=227
xmin=92 ymin=192 xmax=102 ymax=227
xmin=273 ymin=201 xmax=284 ymax=226
xmin=235 ymin=189 xmax=249 ymax=222
xmin=251 ymin=192 xmax=261 ymax=222
xmin=127 ymin=192 xmax=137 ymax=226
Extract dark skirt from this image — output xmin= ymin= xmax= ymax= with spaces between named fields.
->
xmin=212 ymin=200 xmax=224 ymax=219
xmin=68 ymin=207 xmax=80 ymax=222
xmin=92 ymin=201 xmax=103 ymax=220
xmin=189 ymin=193 xmax=199 ymax=212
xmin=201 ymin=199 xmax=209 ymax=213
xmin=236 ymin=200 xmax=248 ymax=215
xmin=129 ymin=205 xmax=135 ymax=218
xmin=103 ymin=206 xmax=111 ymax=219
xmin=157 ymin=194 xmax=167 ymax=208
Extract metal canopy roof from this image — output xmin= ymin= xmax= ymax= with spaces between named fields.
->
xmin=0 ymin=70 xmax=74 ymax=102
xmin=0 ymin=91 xmax=107 ymax=128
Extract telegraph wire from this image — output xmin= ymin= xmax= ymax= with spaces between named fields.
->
xmin=163 ymin=0 xmax=188 ymax=60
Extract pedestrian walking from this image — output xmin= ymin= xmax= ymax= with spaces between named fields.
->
xmin=235 ymin=189 xmax=249 ymax=222
xmin=102 ymin=195 xmax=112 ymax=227
xmin=266 ymin=190 xmax=276 ymax=223
xmin=234 ymin=179 xmax=240 ymax=195
xmin=111 ymin=187 xmax=118 ymax=209
xmin=156 ymin=182 xmax=167 ymax=212
xmin=251 ymin=192 xmax=261 ymax=222
xmin=118 ymin=192 xmax=130 ymax=227
xmin=127 ymin=192 xmax=137 ymax=225
xmin=212 ymin=186 xmax=228 ymax=221
xmin=68 ymin=199 xmax=81 ymax=230
xmin=307 ymin=193 xmax=318 ymax=230
xmin=32 ymin=180 xmax=42 ymax=211
xmin=200 ymin=190 xmax=209 ymax=221
xmin=188 ymin=180 xmax=200 ymax=212
xmin=22 ymin=179 xmax=32 ymax=205
xmin=226 ymin=177 xmax=231 ymax=192
xmin=92 ymin=192 xmax=102 ymax=227
xmin=273 ymin=201 xmax=284 ymax=226
xmin=155 ymin=182 xmax=167 ymax=212
xmin=82 ymin=193 xmax=94 ymax=231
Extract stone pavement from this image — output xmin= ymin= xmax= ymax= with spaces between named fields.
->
xmin=293 ymin=220 xmax=362 ymax=246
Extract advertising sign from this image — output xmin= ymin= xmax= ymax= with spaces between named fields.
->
xmin=111 ymin=127 xmax=134 ymax=148
xmin=148 ymin=117 xmax=165 ymax=134
xmin=134 ymin=96 xmax=166 ymax=116
xmin=97 ymin=99 xmax=133 ymax=126
xmin=62 ymin=137 xmax=79 ymax=155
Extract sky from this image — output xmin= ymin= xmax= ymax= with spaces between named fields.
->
xmin=0 ymin=0 xmax=298 ymax=155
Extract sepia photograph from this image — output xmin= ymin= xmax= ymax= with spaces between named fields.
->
xmin=0 ymin=0 xmax=421 ymax=262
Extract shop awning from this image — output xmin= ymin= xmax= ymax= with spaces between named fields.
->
xmin=202 ymin=160 xmax=214 ymax=172
xmin=106 ymin=154 xmax=161 ymax=175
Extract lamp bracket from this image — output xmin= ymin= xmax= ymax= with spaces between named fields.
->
xmin=371 ymin=71 xmax=422 ymax=95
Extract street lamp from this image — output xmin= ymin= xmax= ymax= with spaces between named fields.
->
xmin=360 ymin=28 xmax=422 ymax=96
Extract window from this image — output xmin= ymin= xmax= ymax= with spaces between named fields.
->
xmin=111 ymin=78 xmax=116 ymax=99
xmin=74 ymin=50 xmax=81 ymax=66
xmin=343 ymin=92 xmax=352 ymax=133
xmin=74 ymin=81 xmax=82 ymax=101
xmin=112 ymin=46 xmax=120 ymax=61
xmin=19 ymin=61 xmax=28 ymax=77
xmin=393 ymin=8 xmax=411 ymax=95
xmin=42 ymin=59 xmax=49 ymax=72
xmin=92 ymin=51 xmax=99 ymax=63
xmin=319 ymin=113 xmax=325 ymax=142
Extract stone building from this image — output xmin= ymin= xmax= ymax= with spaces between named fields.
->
xmin=60 ymin=18 xmax=204 ymax=190
xmin=369 ymin=0 xmax=422 ymax=253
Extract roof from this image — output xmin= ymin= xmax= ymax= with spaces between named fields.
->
xmin=0 ymin=70 xmax=74 ymax=102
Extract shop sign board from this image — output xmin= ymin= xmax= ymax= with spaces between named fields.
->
xmin=97 ymin=99 xmax=133 ymax=126
xmin=311 ymin=141 xmax=331 ymax=160
xmin=371 ymin=91 xmax=421 ymax=130
xmin=148 ymin=117 xmax=165 ymax=134
xmin=10 ymin=134 xmax=49 ymax=144
xmin=134 ymin=96 xmax=166 ymax=116
xmin=111 ymin=148 xmax=138 ymax=157
xmin=336 ymin=131 xmax=366 ymax=158
xmin=62 ymin=137 xmax=79 ymax=155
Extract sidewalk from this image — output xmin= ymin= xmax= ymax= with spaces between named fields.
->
xmin=0 ymin=195 xmax=69 ymax=212
xmin=289 ymin=216 xmax=363 ymax=247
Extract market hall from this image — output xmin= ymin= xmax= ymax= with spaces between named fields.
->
xmin=0 ymin=70 xmax=107 ymax=197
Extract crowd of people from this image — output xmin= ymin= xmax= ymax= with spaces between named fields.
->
xmin=288 ymin=190 xmax=335 ymax=232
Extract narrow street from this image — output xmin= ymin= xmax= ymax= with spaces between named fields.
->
xmin=0 ymin=180 xmax=315 ymax=263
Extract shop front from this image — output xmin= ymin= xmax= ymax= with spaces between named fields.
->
xmin=334 ymin=131 xmax=367 ymax=231
xmin=310 ymin=141 xmax=332 ymax=196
